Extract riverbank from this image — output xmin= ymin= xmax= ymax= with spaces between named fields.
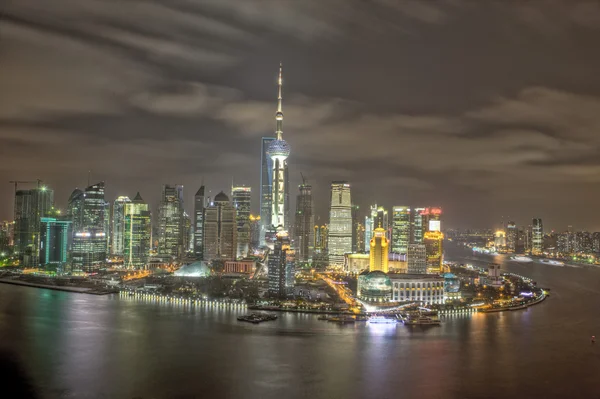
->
xmin=0 ymin=278 xmax=115 ymax=295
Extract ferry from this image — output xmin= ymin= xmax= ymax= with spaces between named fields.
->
xmin=328 ymin=316 xmax=356 ymax=324
xmin=237 ymin=313 xmax=278 ymax=324
xmin=510 ymin=255 xmax=533 ymax=263
xmin=540 ymin=259 xmax=564 ymax=266
xmin=367 ymin=316 xmax=397 ymax=324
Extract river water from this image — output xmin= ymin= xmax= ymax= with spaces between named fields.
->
xmin=1 ymin=243 xmax=599 ymax=398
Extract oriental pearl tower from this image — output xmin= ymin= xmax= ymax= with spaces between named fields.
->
xmin=266 ymin=63 xmax=290 ymax=231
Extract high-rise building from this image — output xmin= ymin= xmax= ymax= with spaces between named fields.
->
xmin=424 ymin=231 xmax=443 ymax=274
xmin=183 ymin=211 xmax=192 ymax=253
xmin=391 ymin=206 xmax=411 ymax=254
xmin=158 ymin=184 xmax=184 ymax=259
xmin=193 ymin=185 xmax=206 ymax=258
xmin=71 ymin=182 xmax=107 ymax=272
xmin=268 ymin=231 xmax=295 ymax=298
xmin=232 ymin=186 xmax=252 ymax=258
xmin=369 ymin=226 xmax=389 ymax=273
xmin=104 ymin=201 xmax=111 ymax=253
xmin=123 ymin=192 xmax=151 ymax=268
xmin=494 ymin=230 xmax=507 ymax=248
xmin=259 ymin=137 xmax=275 ymax=246
xmin=506 ymin=221 xmax=517 ymax=253
xmin=532 ymin=218 xmax=543 ymax=255
xmin=351 ymin=204 xmax=361 ymax=253
xmin=14 ymin=186 xmax=54 ymax=266
xmin=355 ymin=222 xmax=365 ymax=254
xmin=328 ymin=181 xmax=352 ymax=267
xmin=249 ymin=215 xmax=261 ymax=250
xmin=422 ymin=208 xmax=442 ymax=233
xmin=266 ymin=64 xmax=290 ymax=232
xmin=111 ymin=196 xmax=131 ymax=256
xmin=203 ymin=192 xmax=237 ymax=261
xmin=407 ymin=243 xmax=427 ymax=274
xmin=294 ymin=181 xmax=314 ymax=262
xmin=410 ymin=207 xmax=426 ymax=243
xmin=40 ymin=217 xmax=72 ymax=268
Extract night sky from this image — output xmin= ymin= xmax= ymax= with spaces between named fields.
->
xmin=3 ymin=1 xmax=600 ymax=231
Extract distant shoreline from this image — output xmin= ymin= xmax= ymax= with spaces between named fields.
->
xmin=0 ymin=278 xmax=113 ymax=295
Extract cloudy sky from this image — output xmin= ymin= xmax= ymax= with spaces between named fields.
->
xmin=3 ymin=0 xmax=600 ymax=230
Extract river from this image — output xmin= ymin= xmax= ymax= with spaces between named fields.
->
xmin=0 ymin=243 xmax=599 ymax=398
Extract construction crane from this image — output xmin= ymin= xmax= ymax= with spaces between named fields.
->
xmin=300 ymin=172 xmax=307 ymax=185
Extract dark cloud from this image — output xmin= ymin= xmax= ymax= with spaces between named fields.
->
xmin=2 ymin=0 xmax=600 ymax=230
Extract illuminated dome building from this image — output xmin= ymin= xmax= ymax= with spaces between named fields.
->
xmin=174 ymin=261 xmax=211 ymax=277
xmin=357 ymin=270 xmax=392 ymax=302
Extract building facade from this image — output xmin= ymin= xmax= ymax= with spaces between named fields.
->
xmin=532 ymin=218 xmax=543 ymax=255
xmin=407 ymin=243 xmax=427 ymax=274
xmin=391 ymin=206 xmax=411 ymax=254
xmin=40 ymin=217 xmax=72 ymax=267
xmin=123 ymin=192 xmax=151 ymax=268
xmin=232 ymin=186 xmax=251 ymax=258
xmin=328 ymin=181 xmax=352 ymax=267
xmin=294 ymin=182 xmax=314 ymax=263
xmin=203 ymin=192 xmax=237 ymax=261
xmin=193 ymin=185 xmax=206 ymax=258
xmin=71 ymin=182 xmax=107 ymax=272
xmin=424 ymin=231 xmax=443 ymax=274
xmin=259 ymin=137 xmax=275 ymax=246
xmin=268 ymin=231 xmax=294 ymax=298
xmin=14 ymin=186 xmax=54 ymax=266
xmin=506 ymin=221 xmax=517 ymax=253
xmin=111 ymin=196 xmax=131 ymax=256
xmin=158 ymin=184 xmax=184 ymax=259
xmin=390 ymin=274 xmax=445 ymax=304
xmin=369 ymin=227 xmax=389 ymax=273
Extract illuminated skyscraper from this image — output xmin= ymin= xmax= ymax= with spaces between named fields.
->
xmin=351 ymin=204 xmax=361 ymax=253
xmin=123 ymin=192 xmax=151 ymax=268
xmin=266 ymin=64 xmax=290 ymax=231
xmin=232 ymin=186 xmax=252 ymax=258
xmin=424 ymin=231 xmax=443 ymax=274
xmin=410 ymin=207 xmax=426 ymax=243
xmin=71 ymin=182 xmax=107 ymax=272
xmin=203 ymin=192 xmax=237 ymax=261
xmin=40 ymin=217 xmax=72 ymax=268
xmin=158 ymin=184 xmax=184 ymax=259
xmin=407 ymin=243 xmax=427 ymax=274
xmin=249 ymin=215 xmax=261 ymax=249
xmin=111 ymin=196 xmax=131 ymax=256
xmin=369 ymin=226 xmax=389 ymax=273
xmin=391 ymin=206 xmax=411 ymax=254
xmin=294 ymin=181 xmax=314 ymax=262
xmin=193 ymin=185 xmax=206 ymax=258
xmin=532 ymin=218 xmax=543 ymax=255
xmin=506 ymin=221 xmax=517 ymax=253
xmin=268 ymin=231 xmax=295 ymax=298
xmin=259 ymin=137 xmax=275 ymax=246
xmin=328 ymin=181 xmax=352 ymax=267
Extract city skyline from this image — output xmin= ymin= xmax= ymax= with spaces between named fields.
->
xmin=5 ymin=2 xmax=600 ymax=230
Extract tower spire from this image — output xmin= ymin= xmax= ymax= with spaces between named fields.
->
xmin=276 ymin=62 xmax=283 ymax=140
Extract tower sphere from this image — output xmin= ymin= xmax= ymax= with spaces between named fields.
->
xmin=266 ymin=139 xmax=290 ymax=160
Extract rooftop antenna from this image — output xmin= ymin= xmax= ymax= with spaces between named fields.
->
xmin=87 ymin=170 xmax=91 ymax=187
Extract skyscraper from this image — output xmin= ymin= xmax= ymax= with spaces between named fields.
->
xmin=158 ymin=184 xmax=184 ymax=259
xmin=532 ymin=218 xmax=543 ymax=255
xmin=40 ymin=216 xmax=72 ymax=268
xmin=71 ymin=182 xmax=107 ymax=272
xmin=506 ymin=221 xmax=517 ymax=253
xmin=424 ymin=231 xmax=443 ymax=274
xmin=369 ymin=226 xmax=389 ymax=273
xmin=193 ymin=185 xmax=206 ymax=258
xmin=351 ymin=204 xmax=360 ymax=253
xmin=268 ymin=231 xmax=295 ymax=298
xmin=259 ymin=137 xmax=275 ymax=246
xmin=249 ymin=215 xmax=261 ymax=250
xmin=123 ymin=192 xmax=151 ymax=268
xmin=391 ymin=206 xmax=411 ymax=254
xmin=410 ymin=207 xmax=426 ymax=243
xmin=14 ymin=186 xmax=54 ymax=266
xmin=232 ymin=186 xmax=252 ymax=258
xmin=266 ymin=64 xmax=290 ymax=232
xmin=328 ymin=181 xmax=352 ymax=267
xmin=407 ymin=243 xmax=427 ymax=274
xmin=294 ymin=181 xmax=314 ymax=262
xmin=111 ymin=196 xmax=131 ymax=256
xmin=203 ymin=192 xmax=237 ymax=261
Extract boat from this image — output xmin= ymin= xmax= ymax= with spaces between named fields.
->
xmin=367 ymin=316 xmax=397 ymax=324
xmin=510 ymin=256 xmax=533 ymax=263
xmin=403 ymin=315 xmax=441 ymax=326
xmin=237 ymin=313 xmax=277 ymax=324
xmin=328 ymin=316 xmax=356 ymax=324
xmin=540 ymin=259 xmax=564 ymax=266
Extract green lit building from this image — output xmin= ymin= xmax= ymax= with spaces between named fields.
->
xmin=123 ymin=192 xmax=151 ymax=269
xmin=40 ymin=217 xmax=72 ymax=268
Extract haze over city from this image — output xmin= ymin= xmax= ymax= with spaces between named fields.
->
xmin=4 ymin=1 xmax=600 ymax=229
